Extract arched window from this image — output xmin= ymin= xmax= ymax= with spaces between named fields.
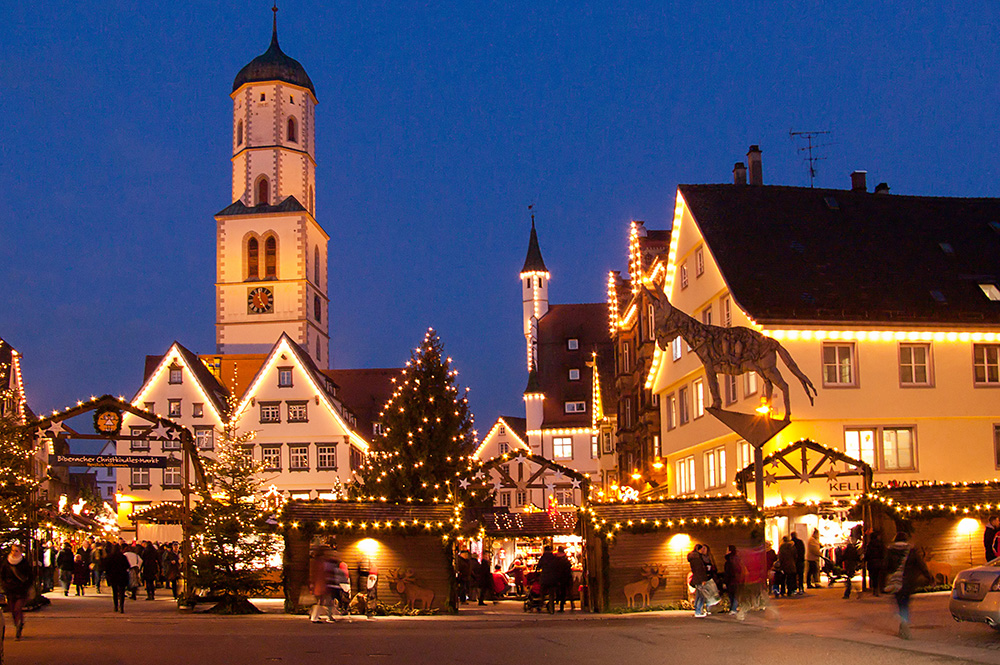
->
xmin=255 ymin=177 xmax=269 ymax=206
xmin=247 ymin=237 xmax=259 ymax=280
xmin=314 ymin=246 xmax=320 ymax=284
xmin=264 ymin=236 xmax=277 ymax=279
xmin=314 ymin=295 xmax=322 ymax=322
xmin=308 ymin=185 xmax=314 ymax=215
xmin=236 ymin=120 xmax=243 ymax=146
xmin=287 ymin=116 xmax=297 ymax=143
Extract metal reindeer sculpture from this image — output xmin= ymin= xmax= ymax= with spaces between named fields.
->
xmin=644 ymin=284 xmax=816 ymax=420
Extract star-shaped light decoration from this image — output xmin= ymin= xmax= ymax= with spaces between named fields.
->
xmin=545 ymin=481 xmax=556 ymax=492
xmin=570 ymin=478 xmax=582 ymax=489
xmin=553 ymin=471 xmax=565 ymax=481
xmin=492 ymin=480 xmax=504 ymax=493
xmin=515 ymin=453 xmax=527 ymax=465
xmin=770 ymin=458 xmax=780 ymax=469
xmin=458 ymin=478 xmax=470 ymax=490
xmin=764 ymin=470 xmax=778 ymax=486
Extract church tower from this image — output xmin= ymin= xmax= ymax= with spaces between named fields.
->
xmin=215 ymin=7 xmax=330 ymax=367
xmin=520 ymin=215 xmax=549 ymax=371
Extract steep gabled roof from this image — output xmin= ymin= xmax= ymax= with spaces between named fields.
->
xmin=133 ymin=342 xmax=230 ymax=422
xmin=215 ymin=195 xmax=308 ymax=218
xmin=498 ymin=416 xmax=527 ymax=443
xmin=679 ymin=184 xmax=1000 ymax=326
xmin=521 ymin=221 xmax=548 ymax=274
xmin=322 ymin=368 xmax=402 ymax=440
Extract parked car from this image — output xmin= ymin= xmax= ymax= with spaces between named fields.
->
xmin=950 ymin=560 xmax=1000 ymax=629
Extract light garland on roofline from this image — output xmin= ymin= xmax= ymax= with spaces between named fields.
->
xmin=858 ymin=483 xmax=1000 ymax=518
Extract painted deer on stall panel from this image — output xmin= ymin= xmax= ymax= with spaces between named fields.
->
xmin=623 ymin=564 xmax=663 ymax=608
xmin=644 ymin=284 xmax=816 ymax=420
xmin=388 ymin=568 xmax=435 ymax=610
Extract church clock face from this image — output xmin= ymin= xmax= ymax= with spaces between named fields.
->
xmin=248 ymin=286 xmax=273 ymax=314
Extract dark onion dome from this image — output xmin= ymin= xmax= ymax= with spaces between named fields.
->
xmin=233 ymin=14 xmax=315 ymax=96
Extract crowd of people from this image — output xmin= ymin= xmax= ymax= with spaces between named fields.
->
xmin=455 ymin=545 xmax=578 ymax=612
xmin=686 ymin=528 xmax=933 ymax=639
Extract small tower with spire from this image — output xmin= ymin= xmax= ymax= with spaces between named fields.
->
xmin=520 ymin=209 xmax=550 ymax=372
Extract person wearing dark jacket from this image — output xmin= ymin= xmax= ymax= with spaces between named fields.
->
xmin=56 ymin=542 xmax=74 ymax=596
xmin=842 ymin=537 xmax=861 ymax=599
xmin=688 ymin=544 xmax=710 ymax=617
xmin=985 ymin=516 xmax=1000 ymax=561
xmin=72 ymin=553 xmax=88 ymax=596
xmin=537 ymin=545 xmax=559 ymax=612
xmin=554 ymin=546 xmax=574 ymax=612
xmin=778 ymin=536 xmax=797 ymax=596
xmin=865 ymin=531 xmax=886 ymax=597
xmin=791 ymin=532 xmax=806 ymax=595
xmin=1 ymin=543 xmax=35 ymax=639
xmin=723 ymin=545 xmax=741 ymax=615
xmin=455 ymin=549 xmax=473 ymax=603
xmin=104 ymin=544 xmax=131 ymax=613
xmin=885 ymin=532 xmax=931 ymax=639
xmin=477 ymin=553 xmax=494 ymax=606
xmin=140 ymin=542 xmax=161 ymax=600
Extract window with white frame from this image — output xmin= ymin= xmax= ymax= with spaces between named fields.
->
xmin=823 ymin=343 xmax=857 ymax=386
xmin=162 ymin=465 xmax=181 ymax=488
xmin=552 ymin=436 xmax=573 ymax=459
xmin=168 ymin=366 xmax=183 ymax=385
xmin=721 ymin=296 xmax=732 ymax=327
xmin=499 ymin=442 xmax=510 ymax=454
xmin=666 ymin=393 xmax=677 ymax=430
xmin=591 ymin=435 xmax=599 ymax=458
xmin=278 ymin=367 xmax=293 ymax=387
xmin=564 ymin=401 xmax=586 ymax=413
xmin=974 ymin=344 xmax=1000 ymax=385
xmin=195 ymin=427 xmax=214 ymax=451
xmin=695 ymin=247 xmax=705 ymax=276
xmin=704 ymin=445 xmax=727 ymax=489
xmin=621 ymin=342 xmax=631 ymax=373
xmin=724 ymin=374 xmax=738 ymax=405
xmin=693 ymin=379 xmax=705 ymax=418
xmin=602 ymin=431 xmax=613 ymax=454
xmin=653 ymin=434 xmax=661 ymax=457
xmin=671 ymin=336 xmax=682 ymax=361
xmin=737 ymin=440 xmax=752 ymax=471
xmin=881 ymin=428 xmax=915 ymax=470
xmin=678 ymin=387 xmax=690 ymax=425
xmin=287 ymin=401 xmax=308 ymax=423
xmin=676 ymin=455 xmax=696 ymax=494
xmin=569 ymin=368 xmax=580 ymax=381
xmin=994 ymin=425 xmax=1000 ymax=468
xmin=168 ymin=399 xmax=181 ymax=417
xmin=680 ymin=263 xmax=689 ymax=289
xmin=289 ymin=445 xmax=309 ymax=470
xmin=647 ymin=303 xmax=656 ymax=339
xmin=516 ymin=490 xmax=527 ymax=506
xmin=131 ymin=467 xmax=150 ymax=489
xmin=745 ymin=371 xmax=758 ymax=396
xmin=499 ymin=492 xmax=512 ymax=508
xmin=261 ymin=446 xmax=281 ymax=470
xmin=192 ymin=402 xmax=204 ymax=418
xmin=567 ymin=338 xmax=579 ymax=350
xmin=844 ymin=429 xmax=877 ymax=468
xmin=130 ymin=427 xmax=149 ymax=452
xmin=317 ymin=445 xmax=337 ymax=469
xmin=899 ymin=343 xmax=932 ymax=386
xmin=555 ymin=488 xmax=576 ymax=506
xmin=260 ymin=402 xmax=281 ymax=423
xmin=161 ymin=435 xmax=180 ymax=451
xmin=623 ymin=396 xmax=632 ymax=428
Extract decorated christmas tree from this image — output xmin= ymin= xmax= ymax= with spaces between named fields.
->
xmin=0 ymin=361 xmax=38 ymax=539
xmin=191 ymin=397 xmax=278 ymax=613
xmin=351 ymin=329 xmax=477 ymax=502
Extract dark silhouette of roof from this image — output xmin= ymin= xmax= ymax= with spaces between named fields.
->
xmin=479 ymin=509 xmax=578 ymax=537
xmin=497 ymin=416 xmax=527 ymax=443
xmin=323 ymin=368 xmax=403 ymax=440
xmin=679 ymin=184 xmax=1000 ymax=326
xmin=521 ymin=220 xmax=548 ymax=274
xmin=589 ymin=496 xmax=757 ymax=523
xmin=216 ymin=195 xmax=307 ymax=218
xmin=233 ymin=14 xmax=315 ymax=95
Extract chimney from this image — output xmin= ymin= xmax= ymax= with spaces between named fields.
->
xmin=747 ymin=145 xmax=763 ymax=185
xmin=874 ymin=182 xmax=890 ymax=194
xmin=733 ymin=162 xmax=747 ymax=185
xmin=850 ymin=170 xmax=867 ymax=192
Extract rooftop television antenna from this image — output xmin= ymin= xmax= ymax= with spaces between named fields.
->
xmin=789 ymin=130 xmax=832 ymax=188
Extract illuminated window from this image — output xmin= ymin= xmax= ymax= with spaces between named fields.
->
xmin=680 ymin=263 xmax=689 ymax=289
xmin=693 ymin=379 xmax=705 ymax=418
xmin=556 ymin=488 xmax=576 ymax=506
xmin=737 ymin=440 xmax=752 ymax=471
xmin=247 ymin=237 xmax=259 ymax=280
xmin=704 ymin=445 xmax=726 ymax=489
xmin=823 ymin=343 xmax=857 ymax=386
xmin=845 ymin=429 xmax=876 ymax=468
xmin=695 ymin=248 xmax=705 ymax=276
xmin=882 ymin=428 xmax=914 ymax=470
xmin=260 ymin=402 xmax=281 ymax=423
xmin=653 ymin=434 xmax=661 ymax=457
xmin=974 ymin=344 xmax=1000 ymax=385
xmin=236 ymin=120 xmax=243 ymax=145
xmin=602 ymin=432 xmax=613 ymax=454
xmin=255 ymin=176 xmax=270 ymax=206
xmin=264 ymin=236 xmax=277 ymax=279
xmin=195 ymin=427 xmax=214 ymax=451
xmin=287 ymin=116 xmax=298 ymax=143
xmin=168 ymin=365 xmax=182 ymax=384
xmin=678 ymin=387 xmax=690 ymax=425
xmin=994 ymin=425 xmax=1000 ymax=468
xmin=671 ymin=336 xmax=682 ymax=361
xmin=646 ymin=303 xmax=656 ymax=339
xmin=665 ymin=393 xmax=677 ymax=430
xmin=289 ymin=446 xmax=309 ymax=470
xmin=288 ymin=402 xmax=308 ymax=423
xmin=591 ymin=435 xmax=599 ymax=458
xmin=553 ymin=437 xmax=573 ymax=459
xmin=163 ymin=466 xmax=181 ymax=488
xmin=131 ymin=467 xmax=150 ymax=489
xmin=317 ymin=445 xmax=337 ymax=469
xmin=192 ymin=403 xmax=204 ymax=418
xmin=621 ymin=342 xmax=630 ymax=372
xmin=899 ymin=343 xmax=932 ymax=386
xmin=261 ymin=446 xmax=281 ymax=470
xmin=168 ymin=399 xmax=181 ymax=418
xmin=676 ymin=455 xmax=696 ymax=494
xmin=278 ymin=368 xmax=293 ymax=387
xmin=144 ymin=402 xmax=154 ymax=413
xmin=721 ymin=296 xmax=732 ymax=327
xmin=745 ymin=371 xmax=758 ymax=396
xmin=567 ymin=338 xmax=579 ymax=350
xmin=564 ymin=401 xmax=586 ymax=413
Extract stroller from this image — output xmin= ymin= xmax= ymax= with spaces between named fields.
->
xmin=522 ymin=571 xmax=548 ymax=613
xmin=820 ymin=554 xmax=849 ymax=586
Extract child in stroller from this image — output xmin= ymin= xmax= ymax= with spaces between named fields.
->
xmin=522 ymin=571 xmax=547 ymax=613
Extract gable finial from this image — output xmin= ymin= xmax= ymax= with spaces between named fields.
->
xmin=528 ymin=203 xmax=535 ymax=229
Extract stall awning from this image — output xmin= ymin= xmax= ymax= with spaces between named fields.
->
xmin=479 ymin=510 xmax=578 ymax=538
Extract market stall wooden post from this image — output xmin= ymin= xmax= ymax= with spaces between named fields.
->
xmin=582 ymin=497 xmax=760 ymax=612
xmin=281 ymin=501 xmax=463 ymax=613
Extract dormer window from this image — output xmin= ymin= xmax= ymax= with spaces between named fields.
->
xmin=278 ymin=367 xmax=293 ymax=387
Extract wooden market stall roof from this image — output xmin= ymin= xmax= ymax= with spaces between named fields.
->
xmin=584 ymin=497 xmax=760 ymax=535
xmin=478 ymin=509 xmax=578 ymax=538
xmin=865 ymin=482 xmax=1000 ymax=517
xmin=280 ymin=500 xmax=461 ymax=533
xmin=129 ymin=502 xmax=183 ymax=524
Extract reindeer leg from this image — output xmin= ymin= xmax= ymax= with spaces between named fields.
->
xmin=705 ymin=365 xmax=722 ymax=409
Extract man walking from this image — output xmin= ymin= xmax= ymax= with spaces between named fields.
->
xmin=56 ymin=542 xmax=74 ymax=596
xmin=806 ymin=529 xmax=821 ymax=588
xmin=985 ymin=516 xmax=999 ymax=561
xmin=791 ymin=532 xmax=805 ymax=595
xmin=688 ymin=544 xmax=710 ymax=617
xmin=842 ymin=535 xmax=861 ymax=599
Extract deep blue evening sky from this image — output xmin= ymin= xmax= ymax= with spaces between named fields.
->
xmin=2 ymin=2 xmax=999 ymax=430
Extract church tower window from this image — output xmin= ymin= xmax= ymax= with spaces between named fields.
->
xmin=314 ymin=246 xmax=320 ymax=284
xmin=287 ymin=116 xmax=298 ymax=143
xmin=247 ymin=237 xmax=259 ymax=280
xmin=255 ymin=176 xmax=270 ymax=206
xmin=314 ymin=295 xmax=321 ymax=322
xmin=236 ymin=120 xmax=243 ymax=146
xmin=264 ymin=236 xmax=277 ymax=279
